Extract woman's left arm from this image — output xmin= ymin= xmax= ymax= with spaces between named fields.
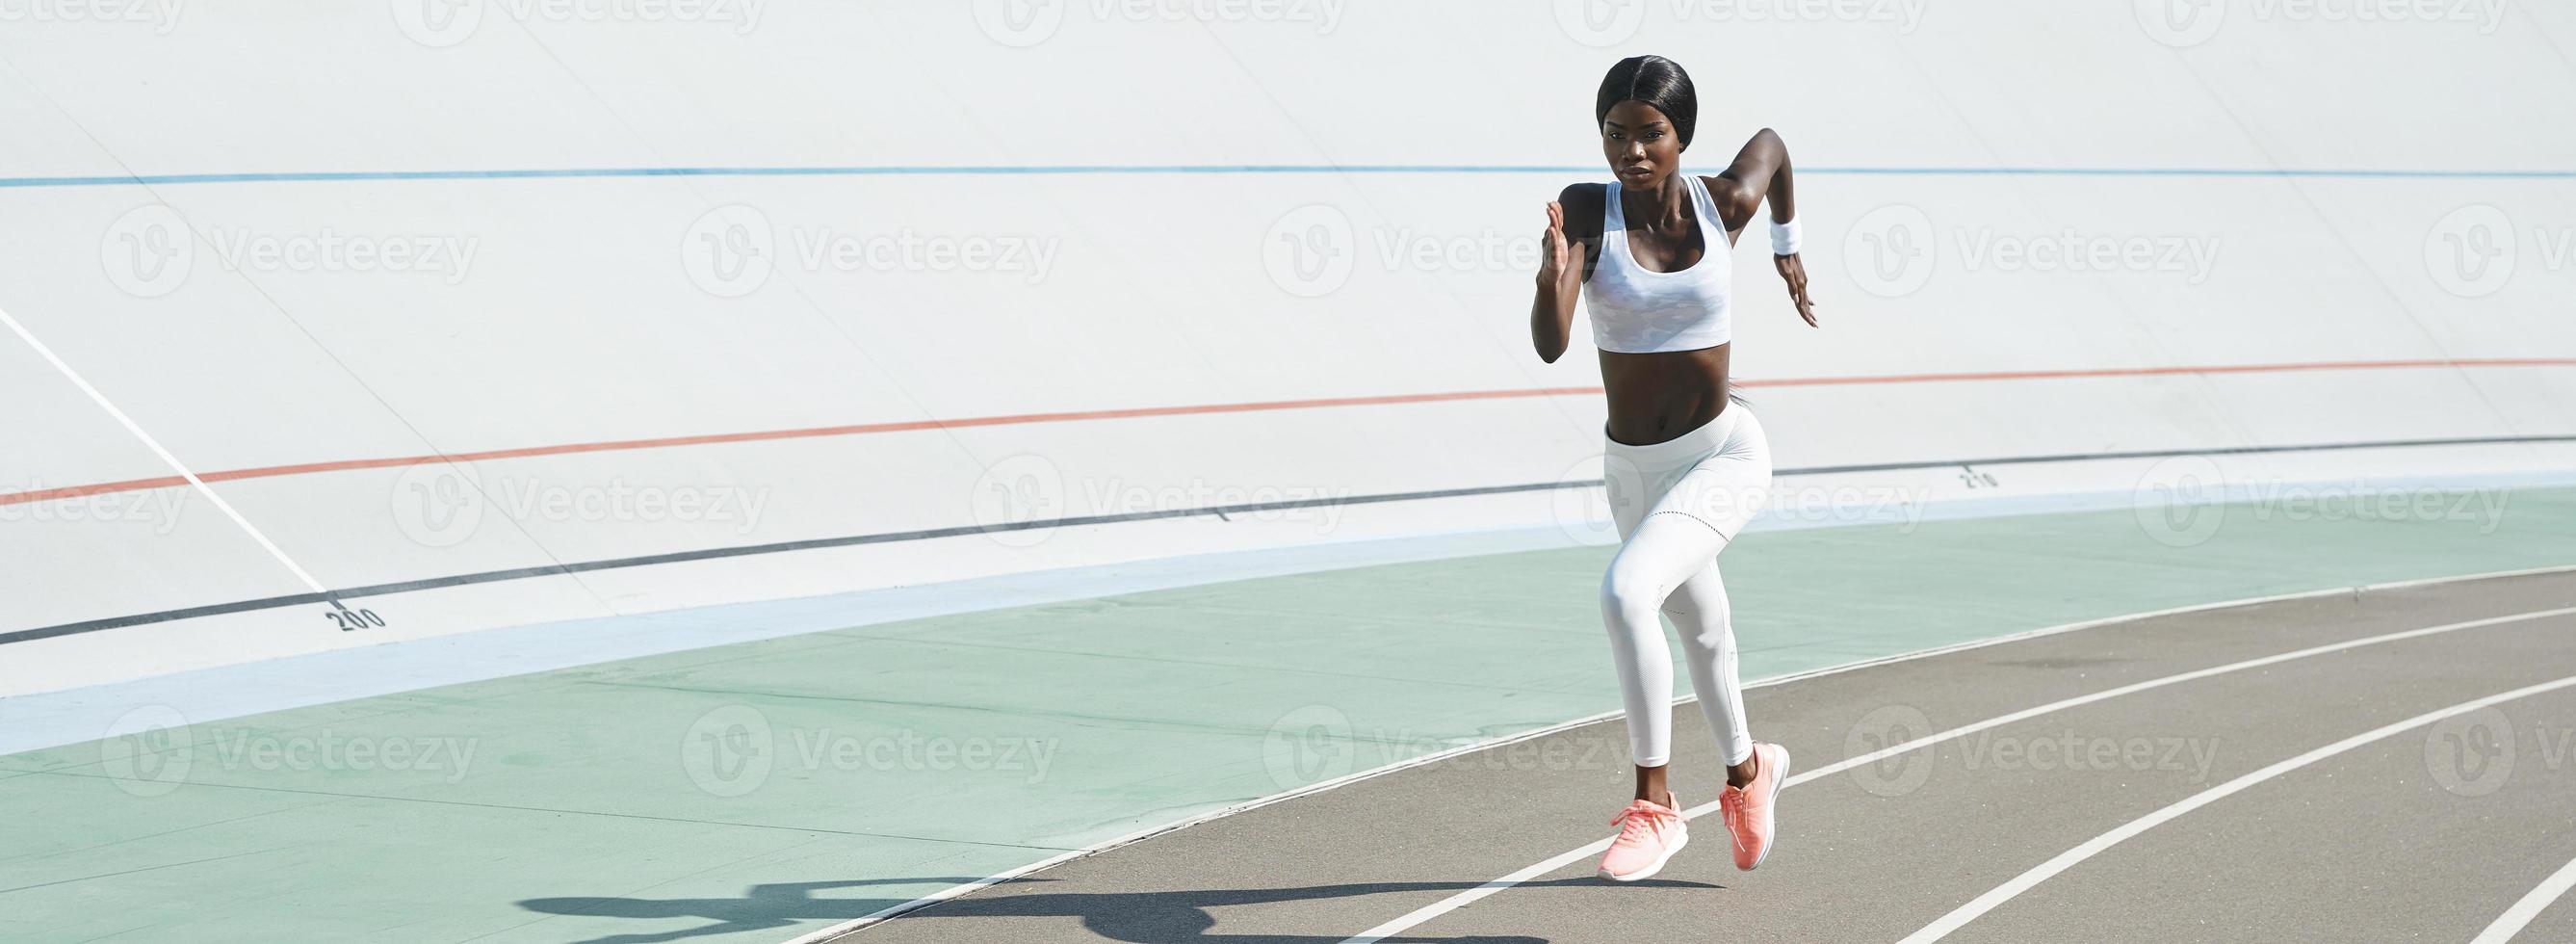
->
xmin=1710 ymin=128 xmax=1818 ymax=327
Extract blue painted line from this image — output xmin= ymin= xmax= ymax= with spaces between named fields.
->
xmin=1 ymin=165 xmax=2571 ymax=189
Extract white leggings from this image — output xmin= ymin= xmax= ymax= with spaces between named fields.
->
xmin=1599 ymin=403 xmax=1773 ymax=769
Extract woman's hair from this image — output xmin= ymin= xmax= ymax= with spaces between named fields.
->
xmin=1594 ymin=55 xmax=1698 ymax=149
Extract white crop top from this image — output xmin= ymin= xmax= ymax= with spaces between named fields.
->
xmin=1584 ymin=173 xmax=1733 ymax=354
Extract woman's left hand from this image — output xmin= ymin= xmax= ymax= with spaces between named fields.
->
xmin=1774 ymin=253 xmax=1818 ymax=327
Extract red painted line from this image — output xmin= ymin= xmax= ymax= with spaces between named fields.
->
xmin=13 ymin=476 xmax=194 ymax=503
xmin=1732 ymin=358 xmax=2576 ymax=387
xmin=5 ymin=358 xmax=2568 ymax=509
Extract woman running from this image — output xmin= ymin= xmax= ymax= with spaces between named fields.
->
xmin=1530 ymin=54 xmax=1819 ymax=882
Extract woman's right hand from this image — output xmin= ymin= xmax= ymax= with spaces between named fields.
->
xmin=1538 ymin=199 xmax=1574 ymax=288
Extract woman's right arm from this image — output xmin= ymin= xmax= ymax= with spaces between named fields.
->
xmin=1531 ymin=184 xmax=1593 ymax=363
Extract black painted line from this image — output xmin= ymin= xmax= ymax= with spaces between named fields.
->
xmin=8 ymin=433 xmax=2569 ymax=645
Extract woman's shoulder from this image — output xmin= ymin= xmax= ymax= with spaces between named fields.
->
xmin=1555 ymin=181 xmax=1609 ymax=237
xmin=1697 ymin=173 xmax=1760 ymax=228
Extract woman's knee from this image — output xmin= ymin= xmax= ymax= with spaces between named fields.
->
xmin=1599 ymin=564 xmax=1663 ymax=623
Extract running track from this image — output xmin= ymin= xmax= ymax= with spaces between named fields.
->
xmin=849 ymin=568 xmax=2576 ymax=943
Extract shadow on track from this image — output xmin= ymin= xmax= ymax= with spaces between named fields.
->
xmin=519 ymin=875 xmax=1714 ymax=943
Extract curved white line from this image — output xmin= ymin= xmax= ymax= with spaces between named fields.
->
xmin=1901 ymin=672 xmax=2576 ymax=942
xmin=2472 ymin=853 xmax=2576 ymax=944
xmin=1341 ymin=603 xmax=2576 ymax=943
xmin=796 ymin=564 xmax=2576 ymax=943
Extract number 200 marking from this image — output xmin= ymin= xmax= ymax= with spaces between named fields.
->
xmin=326 ymin=609 xmax=388 ymax=632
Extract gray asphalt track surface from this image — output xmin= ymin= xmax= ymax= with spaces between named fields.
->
xmin=848 ymin=570 xmax=2576 ymax=943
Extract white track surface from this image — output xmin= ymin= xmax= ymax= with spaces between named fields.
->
xmin=3 ymin=4 xmax=2572 ymax=693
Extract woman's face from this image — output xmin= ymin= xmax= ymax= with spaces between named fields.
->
xmin=1600 ymin=99 xmax=1683 ymax=188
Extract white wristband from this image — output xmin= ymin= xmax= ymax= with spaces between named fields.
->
xmin=1769 ymin=218 xmax=1801 ymax=257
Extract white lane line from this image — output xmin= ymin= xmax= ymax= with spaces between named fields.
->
xmin=1341 ymin=604 xmax=2576 ymax=943
xmin=1902 ymin=671 xmax=2576 ymax=942
xmin=2472 ymin=853 xmax=2576 ymax=944
xmin=801 ymin=565 xmax=2576 ymax=944
xmin=0 ymin=302 xmax=330 ymax=596
xmin=787 ymin=694 xmax=1644 ymax=943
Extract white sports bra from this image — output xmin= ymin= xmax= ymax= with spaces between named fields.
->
xmin=1585 ymin=173 xmax=1733 ymax=354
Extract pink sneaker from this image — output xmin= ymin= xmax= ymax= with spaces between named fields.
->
xmin=1720 ymin=742 xmax=1790 ymax=870
xmin=1597 ymin=796 xmax=1688 ymax=881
